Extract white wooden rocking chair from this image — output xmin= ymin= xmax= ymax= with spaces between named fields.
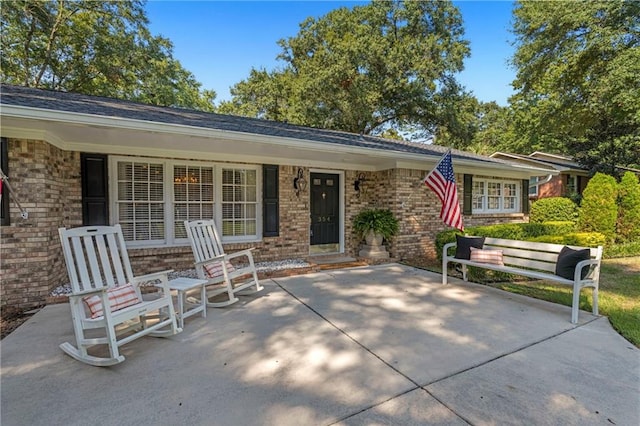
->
xmin=58 ymin=225 xmax=182 ymax=366
xmin=184 ymin=219 xmax=263 ymax=307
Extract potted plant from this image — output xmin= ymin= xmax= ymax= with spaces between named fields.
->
xmin=353 ymin=208 xmax=399 ymax=246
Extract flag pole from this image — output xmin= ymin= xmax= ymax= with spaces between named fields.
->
xmin=0 ymin=168 xmax=29 ymax=219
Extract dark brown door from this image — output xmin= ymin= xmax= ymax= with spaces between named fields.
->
xmin=310 ymin=173 xmax=339 ymax=246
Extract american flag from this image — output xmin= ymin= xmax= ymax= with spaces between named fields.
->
xmin=423 ymin=150 xmax=464 ymax=231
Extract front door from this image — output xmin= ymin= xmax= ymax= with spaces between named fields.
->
xmin=310 ymin=173 xmax=339 ymax=251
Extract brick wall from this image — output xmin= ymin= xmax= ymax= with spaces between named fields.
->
xmin=1 ymin=139 xmax=81 ymax=309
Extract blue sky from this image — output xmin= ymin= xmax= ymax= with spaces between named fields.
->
xmin=145 ymin=1 xmax=516 ymax=105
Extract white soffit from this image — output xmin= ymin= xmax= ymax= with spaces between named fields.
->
xmin=1 ymin=105 xmax=551 ymax=177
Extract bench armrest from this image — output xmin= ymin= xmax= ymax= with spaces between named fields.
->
xmin=575 ymin=259 xmax=601 ymax=282
xmin=443 ymin=242 xmax=457 ymax=259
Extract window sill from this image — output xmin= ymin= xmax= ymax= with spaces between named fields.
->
xmin=469 ymin=212 xmax=526 ymax=219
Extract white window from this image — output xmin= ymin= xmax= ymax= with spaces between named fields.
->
xmin=173 ymin=165 xmax=215 ymax=240
xmin=472 ymin=178 xmax=520 ymax=213
xmin=221 ymin=168 xmax=258 ymax=237
xmin=529 ymin=176 xmax=539 ymax=196
xmin=110 ymin=157 xmax=261 ymax=246
xmin=116 ymin=160 xmax=165 ymax=243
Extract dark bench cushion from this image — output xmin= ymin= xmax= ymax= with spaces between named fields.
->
xmin=455 ymin=235 xmax=485 ymax=260
xmin=555 ymin=246 xmax=590 ymax=279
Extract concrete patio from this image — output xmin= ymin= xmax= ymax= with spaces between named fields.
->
xmin=1 ymin=264 xmax=638 ymax=425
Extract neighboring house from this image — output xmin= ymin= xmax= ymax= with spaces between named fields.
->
xmin=0 ymin=84 xmax=551 ymax=308
xmin=490 ymin=152 xmax=590 ymax=200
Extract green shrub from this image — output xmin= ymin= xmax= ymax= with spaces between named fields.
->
xmin=604 ymin=241 xmax=640 ymax=258
xmin=578 ymin=173 xmax=618 ymax=243
xmin=616 ymin=172 xmax=640 ymax=243
xmin=530 ymin=197 xmax=579 ymax=223
xmin=540 ymin=221 xmax=577 ymax=235
xmin=530 ymin=232 xmax=606 ymax=247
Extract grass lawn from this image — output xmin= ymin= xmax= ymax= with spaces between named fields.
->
xmin=403 ymin=256 xmax=640 ymax=347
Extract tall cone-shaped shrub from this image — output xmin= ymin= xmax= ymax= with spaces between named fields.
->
xmin=616 ymin=172 xmax=640 ymax=243
xmin=578 ymin=173 xmax=618 ymax=243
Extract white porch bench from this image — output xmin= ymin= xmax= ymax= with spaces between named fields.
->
xmin=442 ymin=237 xmax=603 ymax=324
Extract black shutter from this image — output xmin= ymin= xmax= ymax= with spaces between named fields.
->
xmin=521 ymin=180 xmax=530 ymax=214
xmin=263 ymin=165 xmax=279 ymax=237
xmin=463 ymin=174 xmax=473 ymax=215
xmin=81 ymin=153 xmax=109 ymax=225
xmin=1 ymin=138 xmax=9 ymax=226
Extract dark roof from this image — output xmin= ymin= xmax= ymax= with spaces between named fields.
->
xmin=1 ymin=84 xmax=501 ymax=164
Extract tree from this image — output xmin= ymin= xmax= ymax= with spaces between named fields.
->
xmin=616 ymin=171 xmax=640 ymax=243
xmin=510 ymin=1 xmax=640 ymax=176
xmin=1 ymin=0 xmax=216 ymax=111
xmin=578 ymin=173 xmax=619 ymax=243
xmin=219 ymin=0 xmax=470 ymax=138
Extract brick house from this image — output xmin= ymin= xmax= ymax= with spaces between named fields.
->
xmin=490 ymin=152 xmax=589 ymax=201
xmin=0 ymin=84 xmax=550 ymax=309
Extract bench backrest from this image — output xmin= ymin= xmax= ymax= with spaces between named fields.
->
xmin=482 ymin=237 xmax=602 ymax=274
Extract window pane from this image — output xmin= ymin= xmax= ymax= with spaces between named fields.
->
xmin=116 ymin=160 xmax=164 ymax=242
xmin=221 ymin=167 xmax=258 ymax=237
xmin=173 ymin=165 xmax=215 ymax=239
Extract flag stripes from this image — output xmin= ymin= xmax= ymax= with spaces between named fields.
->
xmin=423 ymin=150 xmax=464 ymax=231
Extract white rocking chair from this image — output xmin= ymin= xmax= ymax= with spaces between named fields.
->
xmin=184 ymin=220 xmax=263 ymax=307
xmin=58 ymin=225 xmax=182 ymax=366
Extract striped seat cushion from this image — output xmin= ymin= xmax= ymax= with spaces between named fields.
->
xmin=470 ymin=247 xmax=504 ymax=266
xmin=203 ymin=261 xmax=235 ymax=278
xmin=83 ymin=284 xmax=142 ymax=319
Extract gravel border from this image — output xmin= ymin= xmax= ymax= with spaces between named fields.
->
xmin=50 ymin=259 xmax=311 ymax=297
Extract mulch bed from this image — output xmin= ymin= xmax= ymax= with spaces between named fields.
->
xmin=1 ymin=306 xmax=41 ymax=340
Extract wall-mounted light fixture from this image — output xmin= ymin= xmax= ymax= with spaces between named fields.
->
xmin=354 ymin=173 xmax=366 ymax=198
xmin=293 ymin=167 xmax=307 ymax=198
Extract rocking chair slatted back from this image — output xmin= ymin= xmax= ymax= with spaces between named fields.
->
xmin=60 ymin=225 xmax=134 ymax=293
xmin=187 ymin=220 xmax=225 ymax=264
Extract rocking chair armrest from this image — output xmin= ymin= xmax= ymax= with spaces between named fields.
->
xmin=132 ymin=270 xmax=174 ymax=285
xmin=224 ymin=248 xmax=255 ymax=260
xmin=68 ymin=287 xmax=107 ymax=298
xmin=194 ymin=255 xmax=226 ymax=268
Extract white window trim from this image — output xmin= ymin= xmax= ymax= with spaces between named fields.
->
xmin=109 ymin=156 xmax=262 ymax=247
xmin=472 ymin=178 xmax=520 ymax=214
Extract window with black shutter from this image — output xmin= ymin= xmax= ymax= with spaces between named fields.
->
xmin=262 ymin=165 xmax=279 ymax=237
xmin=81 ymin=153 xmax=109 ymax=225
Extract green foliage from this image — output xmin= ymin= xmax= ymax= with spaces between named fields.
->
xmin=604 ymin=241 xmax=640 ymax=258
xmin=352 ymin=208 xmax=399 ymax=241
xmin=616 ymin=172 xmax=640 ymax=243
xmin=530 ymin=197 xmax=578 ymax=223
xmin=0 ymin=0 xmax=216 ymax=111
xmin=530 ymin=232 xmax=606 ymax=247
xmin=509 ymin=0 xmax=640 ymax=174
xmin=578 ymin=173 xmax=619 ymax=242
xmin=219 ymin=1 xmax=470 ymax=138
xmin=540 ymin=221 xmax=578 ymax=235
